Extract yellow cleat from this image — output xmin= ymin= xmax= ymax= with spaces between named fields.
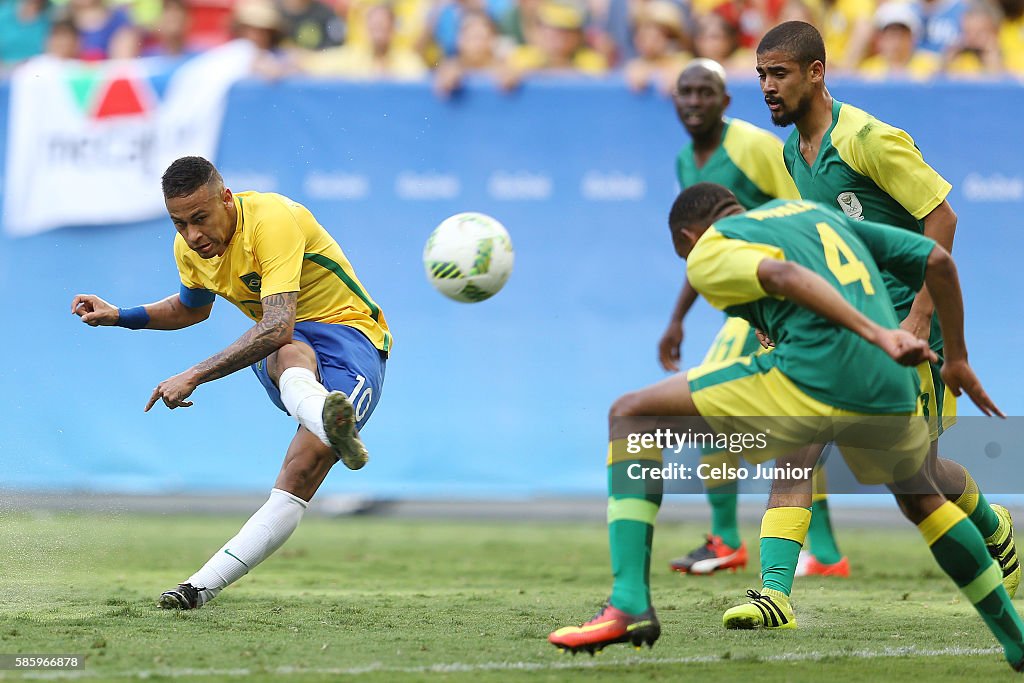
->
xmin=723 ymin=589 xmax=797 ymax=629
xmin=988 ymin=505 xmax=1020 ymax=599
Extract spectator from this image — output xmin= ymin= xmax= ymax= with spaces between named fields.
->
xmin=433 ymin=9 xmax=505 ymax=95
xmin=778 ymin=0 xmax=817 ymax=23
xmin=943 ymin=0 xmax=1004 ymax=75
xmin=233 ymin=0 xmax=297 ymax=78
xmin=499 ymin=0 xmax=543 ymax=46
xmin=860 ymin=1 xmax=940 ymax=79
xmin=713 ymin=0 xmax=787 ymax=49
xmin=107 ymin=18 xmax=143 ymax=57
xmin=343 ymin=0 xmax=428 ymax=54
xmin=812 ymin=0 xmax=876 ymax=72
xmin=997 ymin=0 xmax=1024 ymax=72
xmin=623 ymin=0 xmax=692 ymax=92
xmin=422 ymin=0 xmax=510 ymax=60
xmin=576 ymin=0 xmax=627 ymax=66
xmin=915 ymin=0 xmax=967 ymax=54
xmin=502 ymin=0 xmax=608 ymax=87
xmin=691 ymin=12 xmax=750 ymax=73
xmin=234 ymin=0 xmax=283 ymax=50
xmin=47 ymin=16 xmax=81 ymax=59
xmin=0 ymin=0 xmax=52 ymax=66
xmin=302 ymin=2 xmax=429 ymax=78
xmin=69 ymin=0 xmax=137 ymax=60
xmin=280 ymin=0 xmax=345 ymax=51
xmin=586 ymin=0 xmax=632 ymax=64
xmin=143 ymin=0 xmax=192 ymax=57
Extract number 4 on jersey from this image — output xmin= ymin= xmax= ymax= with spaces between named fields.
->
xmin=816 ymin=222 xmax=875 ymax=295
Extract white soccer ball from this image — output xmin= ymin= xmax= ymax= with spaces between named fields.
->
xmin=423 ymin=212 xmax=514 ymax=303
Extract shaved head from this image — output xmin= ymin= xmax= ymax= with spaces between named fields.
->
xmin=679 ymin=58 xmax=728 ymax=89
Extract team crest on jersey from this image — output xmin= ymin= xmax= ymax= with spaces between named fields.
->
xmin=837 ymin=192 xmax=864 ymax=220
xmin=239 ymin=272 xmax=262 ymax=293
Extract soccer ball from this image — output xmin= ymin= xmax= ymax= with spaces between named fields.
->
xmin=423 ymin=212 xmax=514 ymax=303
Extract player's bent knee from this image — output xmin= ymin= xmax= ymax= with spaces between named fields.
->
xmin=891 ymin=492 xmax=942 ymax=525
xmin=609 ymin=392 xmax=643 ymax=420
xmin=268 ymin=341 xmax=319 ymax=383
xmin=608 ymin=394 xmax=661 ymax=441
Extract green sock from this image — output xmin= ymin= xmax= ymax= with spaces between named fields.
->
xmin=970 ymin=493 xmax=1001 ymax=539
xmin=807 ymin=498 xmax=843 ymax=565
xmin=920 ymin=502 xmax=1024 ymax=665
xmin=707 ymin=480 xmax=741 ymax=548
xmin=953 ymin=471 xmax=1000 ymax=538
xmin=607 ymin=440 xmax=662 ymax=615
xmin=759 ymin=507 xmax=811 ymax=596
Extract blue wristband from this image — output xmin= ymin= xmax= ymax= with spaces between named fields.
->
xmin=117 ymin=306 xmax=150 ymax=330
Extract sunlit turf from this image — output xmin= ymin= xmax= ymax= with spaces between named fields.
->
xmin=0 ymin=511 xmax=1018 ymax=681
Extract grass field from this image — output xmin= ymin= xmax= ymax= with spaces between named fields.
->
xmin=0 ymin=511 xmax=1019 ymax=682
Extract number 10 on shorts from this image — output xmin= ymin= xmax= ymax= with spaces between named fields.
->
xmin=348 ymin=375 xmax=373 ymax=423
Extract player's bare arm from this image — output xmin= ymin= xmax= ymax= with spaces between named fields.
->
xmin=72 ymin=293 xmax=212 ymax=329
xmin=918 ymin=245 xmax=1003 ymax=417
xmin=756 ymin=258 xmax=936 ymax=367
xmin=903 ymin=200 xmax=957 ymax=340
xmin=658 ymin=279 xmax=699 ymax=372
xmin=145 ymin=291 xmax=298 ymax=412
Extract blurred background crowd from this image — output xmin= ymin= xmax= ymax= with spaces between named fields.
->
xmin=0 ymin=0 xmax=1021 ymax=92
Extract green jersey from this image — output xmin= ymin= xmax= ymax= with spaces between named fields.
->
xmin=783 ymin=99 xmax=951 ymax=349
xmin=677 ymin=118 xmax=800 ymax=210
xmin=686 ymin=199 xmax=936 ymax=413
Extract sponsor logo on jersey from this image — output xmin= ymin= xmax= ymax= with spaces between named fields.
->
xmin=837 ymin=192 xmax=864 ymax=220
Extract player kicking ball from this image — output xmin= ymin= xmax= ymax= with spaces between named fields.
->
xmin=548 ymin=185 xmax=1024 ymax=672
xmin=72 ymin=156 xmax=391 ymax=609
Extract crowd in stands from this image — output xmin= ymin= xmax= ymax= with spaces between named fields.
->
xmin=1 ymin=0 xmax=1022 ymax=86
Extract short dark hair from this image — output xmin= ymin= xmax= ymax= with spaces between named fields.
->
xmin=669 ymin=182 xmax=740 ymax=231
xmin=161 ymin=156 xmax=223 ymax=198
xmin=757 ymin=21 xmax=826 ymax=68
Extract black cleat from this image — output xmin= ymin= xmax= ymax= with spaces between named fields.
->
xmin=158 ymin=583 xmax=201 ymax=610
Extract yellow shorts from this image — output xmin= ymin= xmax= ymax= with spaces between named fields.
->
xmin=687 ymin=357 xmax=930 ymax=485
xmin=917 ymin=361 xmax=957 ymax=441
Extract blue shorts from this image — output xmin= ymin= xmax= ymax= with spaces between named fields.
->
xmin=252 ymin=322 xmax=387 ymax=430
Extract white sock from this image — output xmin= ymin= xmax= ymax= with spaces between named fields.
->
xmin=187 ymin=488 xmax=308 ymax=606
xmin=278 ymin=367 xmax=331 ymax=447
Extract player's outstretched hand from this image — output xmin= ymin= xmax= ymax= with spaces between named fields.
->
xmin=71 ymin=294 xmax=119 ymax=326
xmin=658 ymin=322 xmax=684 ymax=373
xmin=145 ymin=370 xmax=198 ymax=412
xmin=877 ymin=328 xmax=938 ymax=366
xmin=941 ymin=359 xmax=1005 ymax=417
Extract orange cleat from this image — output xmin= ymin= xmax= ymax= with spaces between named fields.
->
xmin=548 ymin=603 xmax=661 ymax=655
xmin=795 ymin=552 xmax=850 ymax=578
xmin=669 ymin=535 xmax=748 ymax=574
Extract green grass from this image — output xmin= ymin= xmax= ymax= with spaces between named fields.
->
xmin=0 ymin=512 xmax=1018 ymax=682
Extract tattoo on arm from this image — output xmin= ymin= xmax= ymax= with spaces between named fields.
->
xmin=191 ymin=292 xmax=297 ymax=384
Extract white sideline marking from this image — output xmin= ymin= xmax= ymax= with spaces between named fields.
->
xmin=0 ymin=646 xmax=1002 ymax=680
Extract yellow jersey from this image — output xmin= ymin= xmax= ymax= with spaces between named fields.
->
xmin=174 ymin=191 xmax=392 ymax=354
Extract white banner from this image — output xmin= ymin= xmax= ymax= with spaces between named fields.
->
xmin=2 ymin=40 xmax=257 ymax=237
